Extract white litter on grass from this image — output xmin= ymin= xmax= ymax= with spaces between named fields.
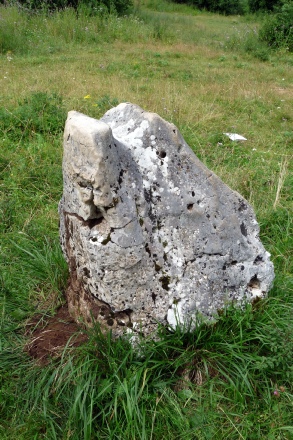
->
xmin=224 ymin=133 xmax=247 ymax=141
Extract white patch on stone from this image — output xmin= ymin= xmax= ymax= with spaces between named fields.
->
xmin=167 ymin=302 xmax=184 ymax=329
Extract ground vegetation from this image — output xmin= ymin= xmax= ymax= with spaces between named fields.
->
xmin=0 ymin=1 xmax=292 ymax=438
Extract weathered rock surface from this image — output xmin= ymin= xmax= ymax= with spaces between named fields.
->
xmin=59 ymin=103 xmax=274 ymax=336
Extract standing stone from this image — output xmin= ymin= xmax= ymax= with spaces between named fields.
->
xmin=59 ymin=103 xmax=274 ymax=336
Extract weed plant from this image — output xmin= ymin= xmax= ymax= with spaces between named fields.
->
xmin=0 ymin=1 xmax=292 ymax=439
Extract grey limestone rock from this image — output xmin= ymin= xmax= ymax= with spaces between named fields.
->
xmin=59 ymin=103 xmax=274 ymax=336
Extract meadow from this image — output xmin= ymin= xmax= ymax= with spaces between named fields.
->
xmin=0 ymin=1 xmax=293 ymax=438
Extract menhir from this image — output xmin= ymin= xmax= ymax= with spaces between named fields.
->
xmin=59 ymin=103 xmax=274 ymax=336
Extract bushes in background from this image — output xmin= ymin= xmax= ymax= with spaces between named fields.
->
xmin=173 ymin=0 xmax=248 ymax=15
xmin=196 ymin=0 xmax=248 ymax=14
xmin=259 ymin=0 xmax=293 ymax=51
xmin=248 ymin=0 xmax=283 ymax=12
xmin=171 ymin=0 xmax=291 ymax=16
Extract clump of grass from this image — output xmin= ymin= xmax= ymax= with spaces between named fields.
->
xmin=260 ymin=208 xmax=293 ymax=276
xmin=12 ymin=237 xmax=68 ymax=299
xmin=222 ymin=23 xmax=270 ymax=60
xmin=0 ymin=92 xmax=65 ymax=142
xmin=0 ymin=6 xmax=31 ymax=54
xmin=273 ymin=158 xmax=289 ymax=209
xmin=95 ymin=94 xmax=119 ymax=115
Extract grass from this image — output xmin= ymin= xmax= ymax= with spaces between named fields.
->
xmin=0 ymin=1 xmax=293 ymax=438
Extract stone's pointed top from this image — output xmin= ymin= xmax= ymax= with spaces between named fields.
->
xmin=65 ymin=110 xmax=112 ymax=146
xmin=59 ymin=103 xmax=274 ymax=337
xmin=62 ymin=110 xmax=120 ymax=221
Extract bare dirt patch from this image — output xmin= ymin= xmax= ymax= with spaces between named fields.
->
xmin=26 ymin=305 xmax=88 ymax=364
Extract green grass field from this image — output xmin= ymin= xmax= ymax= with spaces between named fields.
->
xmin=0 ymin=1 xmax=293 ymax=438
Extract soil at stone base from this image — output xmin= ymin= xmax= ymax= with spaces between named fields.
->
xmin=26 ymin=305 xmax=88 ymax=365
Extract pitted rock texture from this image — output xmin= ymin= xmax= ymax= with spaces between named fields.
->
xmin=59 ymin=103 xmax=274 ymax=336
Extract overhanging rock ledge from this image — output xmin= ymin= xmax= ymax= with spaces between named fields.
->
xmin=59 ymin=103 xmax=274 ymax=336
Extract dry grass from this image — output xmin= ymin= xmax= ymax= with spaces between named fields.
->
xmin=2 ymin=40 xmax=292 ymax=112
xmin=273 ymin=159 xmax=289 ymax=210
